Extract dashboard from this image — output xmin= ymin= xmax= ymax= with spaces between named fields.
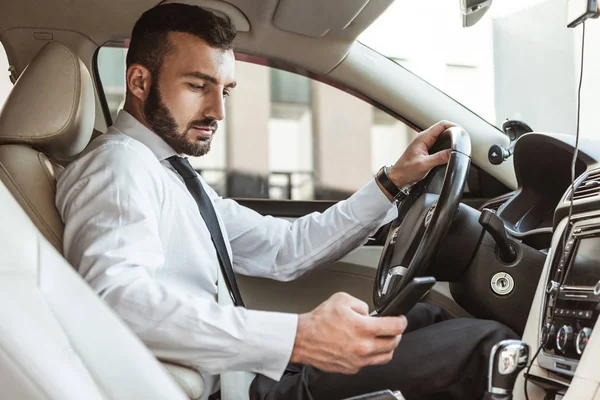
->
xmin=499 ymin=134 xmax=587 ymax=233
xmin=514 ymin=163 xmax=600 ymax=399
xmin=502 ymin=134 xmax=599 ymax=228
xmin=497 ymin=133 xmax=600 ymax=249
xmin=439 ymin=133 xmax=598 ymax=336
xmin=488 ymin=132 xmax=600 ymax=399
xmin=403 ymin=130 xmax=600 ymax=399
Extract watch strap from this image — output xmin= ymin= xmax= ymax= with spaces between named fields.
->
xmin=376 ymin=166 xmax=410 ymax=201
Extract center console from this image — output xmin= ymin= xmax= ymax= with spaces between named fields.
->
xmin=537 ymin=212 xmax=600 ymax=376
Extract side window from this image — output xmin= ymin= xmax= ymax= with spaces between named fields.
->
xmin=0 ymin=42 xmax=13 ymax=110
xmin=97 ymin=47 xmax=127 ymax=123
xmin=96 ymin=47 xmax=417 ymax=200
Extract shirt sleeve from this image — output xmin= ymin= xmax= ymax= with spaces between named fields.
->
xmin=56 ymin=141 xmax=296 ymax=380
xmin=209 ymin=179 xmax=398 ymax=281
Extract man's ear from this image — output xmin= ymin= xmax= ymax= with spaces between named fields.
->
xmin=126 ymin=64 xmax=152 ymax=101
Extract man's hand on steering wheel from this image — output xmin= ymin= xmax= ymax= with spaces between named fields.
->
xmin=381 ymin=121 xmax=458 ymax=199
xmin=373 ymin=122 xmax=471 ymax=314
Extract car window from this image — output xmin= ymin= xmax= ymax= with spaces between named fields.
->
xmin=96 ymin=46 xmax=127 ymax=123
xmin=96 ymin=46 xmax=416 ymax=201
xmin=359 ymin=0 xmax=600 ymax=140
xmin=0 ymin=42 xmax=13 ymax=109
xmin=359 ymin=0 xmax=497 ymax=128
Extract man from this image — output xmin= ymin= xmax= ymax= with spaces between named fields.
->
xmin=56 ymin=4 xmax=517 ymax=400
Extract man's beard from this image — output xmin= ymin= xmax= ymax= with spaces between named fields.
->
xmin=143 ymin=81 xmax=218 ymax=157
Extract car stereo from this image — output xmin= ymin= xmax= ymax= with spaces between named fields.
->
xmin=538 ymin=213 xmax=600 ymax=376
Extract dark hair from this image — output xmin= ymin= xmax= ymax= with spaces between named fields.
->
xmin=126 ymin=3 xmax=236 ymax=78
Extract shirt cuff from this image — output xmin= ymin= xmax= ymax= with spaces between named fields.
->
xmin=243 ymin=310 xmax=298 ymax=381
xmin=347 ymin=179 xmax=397 ymax=225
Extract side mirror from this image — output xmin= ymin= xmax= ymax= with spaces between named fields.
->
xmin=460 ymin=0 xmax=493 ymax=27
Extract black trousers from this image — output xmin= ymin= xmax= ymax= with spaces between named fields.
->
xmin=249 ymin=303 xmax=518 ymax=400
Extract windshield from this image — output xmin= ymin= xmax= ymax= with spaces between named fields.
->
xmin=359 ymin=0 xmax=597 ymax=139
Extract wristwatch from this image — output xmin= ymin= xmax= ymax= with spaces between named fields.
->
xmin=376 ymin=165 xmax=410 ymax=201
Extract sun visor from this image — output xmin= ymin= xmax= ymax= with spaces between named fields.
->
xmin=273 ymin=0 xmax=370 ymax=37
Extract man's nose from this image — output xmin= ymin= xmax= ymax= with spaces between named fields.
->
xmin=203 ymin=90 xmax=226 ymax=121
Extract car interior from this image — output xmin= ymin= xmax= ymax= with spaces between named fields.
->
xmin=1 ymin=0 xmax=600 ymax=399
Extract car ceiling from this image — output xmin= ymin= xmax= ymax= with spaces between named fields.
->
xmin=0 ymin=0 xmax=394 ymax=75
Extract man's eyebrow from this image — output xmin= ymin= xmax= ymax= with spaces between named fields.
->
xmin=183 ymin=71 xmax=237 ymax=88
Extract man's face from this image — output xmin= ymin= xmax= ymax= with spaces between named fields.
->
xmin=144 ymin=32 xmax=236 ymax=157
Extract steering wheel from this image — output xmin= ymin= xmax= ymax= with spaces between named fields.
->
xmin=373 ymin=127 xmax=472 ymax=315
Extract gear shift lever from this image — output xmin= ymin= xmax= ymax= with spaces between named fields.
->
xmin=484 ymin=340 xmax=530 ymax=400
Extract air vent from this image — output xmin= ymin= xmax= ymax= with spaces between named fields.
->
xmin=572 ymin=169 xmax=600 ymax=201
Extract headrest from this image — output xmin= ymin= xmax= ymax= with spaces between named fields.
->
xmin=0 ymin=42 xmax=94 ymax=160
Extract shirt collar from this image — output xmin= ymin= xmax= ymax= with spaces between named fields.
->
xmin=112 ymin=110 xmax=178 ymax=161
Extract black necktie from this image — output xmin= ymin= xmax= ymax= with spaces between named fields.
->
xmin=167 ymin=156 xmax=245 ymax=307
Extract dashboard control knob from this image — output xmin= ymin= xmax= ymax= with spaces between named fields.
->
xmin=542 ymin=323 xmax=557 ymax=349
xmin=546 ymin=280 xmax=560 ymax=296
xmin=556 ymin=325 xmax=574 ymax=352
xmin=576 ymin=328 xmax=593 ymax=355
xmin=594 ymin=280 xmax=600 ymax=296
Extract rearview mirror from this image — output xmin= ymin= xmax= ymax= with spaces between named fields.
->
xmin=460 ymin=0 xmax=493 ymax=27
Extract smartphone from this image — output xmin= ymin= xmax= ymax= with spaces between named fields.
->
xmin=376 ymin=276 xmax=436 ymax=317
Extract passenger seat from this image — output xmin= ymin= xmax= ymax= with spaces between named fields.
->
xmin=0 ymin=41 xmax=203 ymax=399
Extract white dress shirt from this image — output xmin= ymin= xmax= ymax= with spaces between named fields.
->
xmin=56 ymin=110 xmax=397 ymax=397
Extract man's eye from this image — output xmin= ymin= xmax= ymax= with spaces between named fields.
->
xmin=187 ymin=83 xmax=205 ymax=91
xmin=223 ymin=90 xmax=231 ymax=97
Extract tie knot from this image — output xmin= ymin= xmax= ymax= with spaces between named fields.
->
xmin=167 ymin=156 xmax=197 ymax=179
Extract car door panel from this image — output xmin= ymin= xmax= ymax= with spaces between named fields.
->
xmin=235 ymin=214 xmax=472 ymax=318
xmin=237 ymin=246 xmax=383 ymax=313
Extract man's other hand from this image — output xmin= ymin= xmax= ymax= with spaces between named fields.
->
xmin=386 ymin=120 xmax=458 ymax=189
xmin=290 ymin=292 xmax=407 ymax=374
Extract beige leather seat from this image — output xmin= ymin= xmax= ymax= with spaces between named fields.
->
xmin=0 ymin=41 xmax=203 ymax=399
xmin=0 ymin=178 xmax=190 ymax=399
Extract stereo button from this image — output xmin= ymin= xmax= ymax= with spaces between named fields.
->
xmin=542 ymin=323 xmax=557 ymax=350
xmin=576 ymin=328 xmax=592 ymax=355
xmin=557 ymin=325 xmax=574 ymax=352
